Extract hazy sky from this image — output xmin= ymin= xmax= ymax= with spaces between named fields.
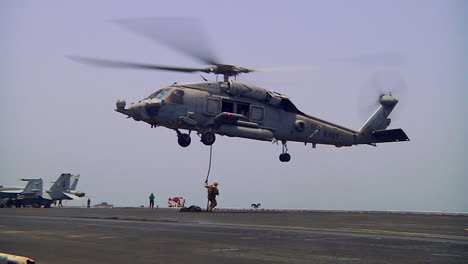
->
xmin=1 ymin=0 xmax=466 ymax=211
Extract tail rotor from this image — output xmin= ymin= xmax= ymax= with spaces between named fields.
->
xmin=359 ymin=71 xmax=408 ymax=119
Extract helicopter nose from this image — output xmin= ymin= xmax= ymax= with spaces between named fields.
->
xmin=128 ymin=101 xmax=150 ymax=121
xmin=115 ymin=99 xmax=132 ymax=116
xmin=145 ymin=101 xmax=161 ymax=116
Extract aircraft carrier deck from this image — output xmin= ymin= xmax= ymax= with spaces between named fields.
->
xmin=1 ymin=208 xmax=467 ymax=263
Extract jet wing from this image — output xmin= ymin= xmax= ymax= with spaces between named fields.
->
xmin=0 ymin=189 xmax=23 ymax=198
xmin=0 ymin=190 xmax=23 ymax=194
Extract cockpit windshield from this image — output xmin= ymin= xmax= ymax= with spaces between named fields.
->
xmin=166 ymin=89 xmax=184 ymax=104
xmin=146 ymin=88 xmax=172 ymax=100
xmin=146 ymin=88 xmax=184 ymax=104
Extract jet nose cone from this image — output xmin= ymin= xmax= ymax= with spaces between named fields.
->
xmin=380 ymin=94 xmax=398 ymax=107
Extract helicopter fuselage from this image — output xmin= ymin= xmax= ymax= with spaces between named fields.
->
xmin=115 ymin=80 xmax=396 ymax=151
xmin=115 ymin=80 xmax=410 ymax=162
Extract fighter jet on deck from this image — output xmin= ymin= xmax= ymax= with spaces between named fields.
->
xmin=0 ymin=179 xmax=43 ymax=199
xmin=0 ymin=173 xmax=85 ymax=207
xmin=43 ymin=173 xmax=86 ymax=201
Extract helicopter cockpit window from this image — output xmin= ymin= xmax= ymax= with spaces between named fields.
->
xmin=147 ymin=88 xmax=172 ymax=100
xmin=146 ymin=91 xmax=159 ymax=99
xmin=166 ymin=89 xmax=184 ymax=104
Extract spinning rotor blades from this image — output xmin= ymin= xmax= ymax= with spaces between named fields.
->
xmin=359 ymin=71 xmax=408 ymax=118
xmin=71 ymin=17 xmax=396 ymax=81
xmin=69 ymin=56 xmax=258 ymax=81
xmin=114 ymin=17 xmax=220 ymax=66
xmin=68 ymin=56 xmax=214 ymax=73
xmin=71 ymin=17 xmax=260 ymax=80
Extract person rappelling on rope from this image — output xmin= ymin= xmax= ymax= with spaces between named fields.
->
xmin=204 ymin=181 xmax=219 ymax=212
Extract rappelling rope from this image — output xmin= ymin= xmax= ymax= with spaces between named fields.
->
xmin=205 ymin=145 xmax=213 ymax=183
xmin=204 ymin=145 xmax=213 ymax=211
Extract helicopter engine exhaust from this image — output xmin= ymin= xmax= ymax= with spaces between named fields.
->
xmin=220 ymin=82 xmax=284 ymax=106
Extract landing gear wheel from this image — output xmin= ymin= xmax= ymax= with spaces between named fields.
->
xmin=279 ymin=153 xmax=291 ymax=162
xmin=177 ymin=133 xmax=191 ymax=147
xmin=201 ymin=132 xmax=216 ymax=146
xmin=279 ymin=140 xmax=291 ymax=162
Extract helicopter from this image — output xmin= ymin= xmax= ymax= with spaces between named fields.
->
xmin=71 ymin=18 xmax=410 ymax=162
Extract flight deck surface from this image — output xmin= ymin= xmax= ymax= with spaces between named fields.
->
xmin=1 ymin=208 xmax=467 ymax=263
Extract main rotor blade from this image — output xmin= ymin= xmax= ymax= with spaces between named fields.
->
xmin=114 ymin=17 xmax=220 ymax=66
xmin=69 ymin=56 xmax=211 ymax=73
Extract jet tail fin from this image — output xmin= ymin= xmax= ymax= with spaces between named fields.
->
xmin=50 ymin=173 xmax=71 ymax=192
xmin=21 ymin=178 xmax=43 ymax=196
xmin=70 ymin=174 xmax=80 ymax=190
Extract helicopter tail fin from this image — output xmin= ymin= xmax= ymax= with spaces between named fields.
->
xmin=358 ymin=94 xmax=397 ymax=135
xmin=357 ymin=94 xmax=410 ymax=144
